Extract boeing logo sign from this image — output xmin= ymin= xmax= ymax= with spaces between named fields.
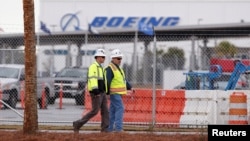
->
xmin=60 ymin=13 xmax=180 ymax=31
xmin=60 ymin=12 xmax=82 ymax=31
xmin=90 ymin=16 xmax=180 ymax=28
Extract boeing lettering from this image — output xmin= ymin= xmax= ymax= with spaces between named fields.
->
xmin=91 ymin=16 xmax=180 ymax=28
xmin=59 ymin=14 xmax=181 ymax=31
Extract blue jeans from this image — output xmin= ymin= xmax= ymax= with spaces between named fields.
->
xmin=108 ymin=94 xmax=124 ymax=132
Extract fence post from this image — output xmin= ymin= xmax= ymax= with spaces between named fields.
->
xmin=0 ymin=83 xmax=2 ymax=109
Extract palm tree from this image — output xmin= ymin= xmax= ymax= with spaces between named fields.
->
xmin=162 ymin=47 xmax=185 ymax=70
xmin=23 ymin=0 xmax=38 ymax=134
xmin=215 ymin=41 xmax=237 ymax=58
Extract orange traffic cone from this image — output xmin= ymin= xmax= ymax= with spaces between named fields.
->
xmin=41 ymin=82 xmax=46 ymax=109
xmin=59 ymin=82 xmax=63 ymax=109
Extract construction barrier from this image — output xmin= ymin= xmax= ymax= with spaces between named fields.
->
xmin=82 ymin=89 xmax=250 ymax=126
xmin=83 ymin=89 xmax=186 ymax=125
xmin=180 ymin=90 xmax=215 ymax=127
xmin=155 ymin=90 xmax=185 ymax=126
xmin=228 ymin=92 xmax=248 ymax=125
xmin=123 ymin=89 xmax=153 ymax=123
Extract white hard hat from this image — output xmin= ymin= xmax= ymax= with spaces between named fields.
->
xmin=110 ymin=49 xmax=123 ymax=58
xmin=94 ymin=49 xmax=106 ymax=57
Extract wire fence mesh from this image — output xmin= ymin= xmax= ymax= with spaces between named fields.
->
xmin=1 ymin=32 xmax=250 ymax=130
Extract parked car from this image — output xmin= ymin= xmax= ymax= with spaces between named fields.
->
xmin=0 ymin=64 xmax=55 ymax=109
xmin=52 ymin=66 xmax=88 ymax=105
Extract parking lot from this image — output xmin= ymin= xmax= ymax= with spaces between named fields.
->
xmin=0 ymin=98 xmax=85 ymax=126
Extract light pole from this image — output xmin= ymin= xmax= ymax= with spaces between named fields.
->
xmin=198 ymin=18 xmax=203 ymax=25
xmin=49 ymin=25 xmax=56 ymax=76
xmin=190 ymin=36 xmax=197 ymax=71
xmin=197 ymin=18 xmax=203 ymax=69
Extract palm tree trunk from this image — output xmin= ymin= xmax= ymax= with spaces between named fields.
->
xmin=23 ymin=0 xmax=38 ymax=134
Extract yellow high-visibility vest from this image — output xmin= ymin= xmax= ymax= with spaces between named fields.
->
xmin=108 ymin=63 xmax=127 ymax=95
xmin=87 ymin=61 xmax=104 ymax=91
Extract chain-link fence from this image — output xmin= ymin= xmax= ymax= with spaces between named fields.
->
xmin=1 ymin=33 xmax=250 ymax=131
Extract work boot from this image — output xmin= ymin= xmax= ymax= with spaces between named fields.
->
xmin=101 ymin=129 xmax=110 ymax=133
xmin=73 ymin=121 xmax=79 ymax=133
xmin=114 ymin=130 xmax=124 ymax=133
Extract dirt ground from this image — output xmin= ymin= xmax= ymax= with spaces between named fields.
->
xmin=0 ymin=130 xmax=208 ymax=141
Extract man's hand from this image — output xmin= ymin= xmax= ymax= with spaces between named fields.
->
xmin=127 ymin=89 xmax=134 ymax=95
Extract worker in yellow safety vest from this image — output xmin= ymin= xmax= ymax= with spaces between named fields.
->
xmin=104 ymin=49 xmax=133 ymax=132
xmin=73 ymin=48 xmax=109 ymax=133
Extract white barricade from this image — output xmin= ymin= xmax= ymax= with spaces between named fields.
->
xmin=180 ymin=90 xmax=249 ymax=126
xmin=180 ymin=90 xmax=216 ymax=127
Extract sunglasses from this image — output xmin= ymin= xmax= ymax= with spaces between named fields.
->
xmin=115 ymin=58 xmax=122 ymax=60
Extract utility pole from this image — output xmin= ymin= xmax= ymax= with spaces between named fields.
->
xmin=190 ymin=36 xmax=196 ymax=71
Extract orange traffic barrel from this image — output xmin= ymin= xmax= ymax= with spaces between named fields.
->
xmin=228 ymin=92 xmax=248 ymax=125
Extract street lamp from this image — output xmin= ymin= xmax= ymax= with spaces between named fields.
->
xmin=49 ymin=25 xmax=57 ymax=76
